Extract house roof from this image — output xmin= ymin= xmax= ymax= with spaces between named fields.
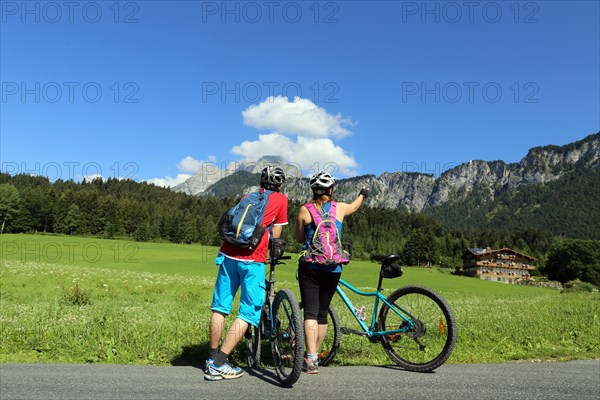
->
xmin=465 ymin=247 xmax=536 ymax=261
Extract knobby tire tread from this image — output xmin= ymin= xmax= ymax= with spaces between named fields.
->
xmin=318 ymin=305 xmax=341 ymax=366
xmin=378 ymin=285 xmax=457 ymax=372
xmin=298 ymin=302 xmax=341 ymax=367
xmin=271 ymin=289 xmax=304 ymax=386
xmin=245 ymin=322 xmax=261 ymax=367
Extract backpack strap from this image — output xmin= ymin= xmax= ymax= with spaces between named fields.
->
xmin=304 ymin=203 xmax=322 ymax=225
xmin=304 ymin=203 xmax=328 ymax=251
xmin=305 ymin=201 xmax=338 ymax=222
xmin=258 ymin=188 xmax=272 ymax=202
xmin=328 ymin=201 xmax=338 ymax=219
xmin=259 ymin=188 xmax=275 ymax=235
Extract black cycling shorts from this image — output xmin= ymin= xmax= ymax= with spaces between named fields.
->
xmin=298 ymin=262 xmax=341 ymax=324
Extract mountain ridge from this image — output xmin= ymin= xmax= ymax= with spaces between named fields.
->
xmin=173 ymin=132 xmax=600 ymax=212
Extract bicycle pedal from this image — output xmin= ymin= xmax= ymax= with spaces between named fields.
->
xmin=341 ymin=327 xmax=369 ymax=336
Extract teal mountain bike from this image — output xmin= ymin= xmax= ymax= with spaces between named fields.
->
xmin=317 ymin=254 xmax=457 ymax=372
xmin=245 ymin=255 xmax=305 ymax=386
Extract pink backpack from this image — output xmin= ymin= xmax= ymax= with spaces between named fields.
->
xmin=303 ymin=202 xmax=350 ymax=265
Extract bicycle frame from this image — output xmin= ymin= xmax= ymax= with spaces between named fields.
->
xmin=335 ymin=277 xmax=417 ymax=338
xmin=246 ymin=254 xmax=304 ymax=386
xmin=319 ymin=254 xmax=457 ymax=372
xmin=261 ymin=268 xmax=276 ymax=336
xmin=262 ymin=256 xmax=293 ymax=337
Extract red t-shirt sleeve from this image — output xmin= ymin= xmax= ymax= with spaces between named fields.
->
xmin=270 ymin=194 xmax=289 ymax=226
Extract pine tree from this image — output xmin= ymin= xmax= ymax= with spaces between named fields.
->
xmin=0 ymin=183 xmax=21 ymax=234
xmin=58 ymin=204 xmax=84 ymax=235
xmin=181 ymin=211 xmax=199 ymax=244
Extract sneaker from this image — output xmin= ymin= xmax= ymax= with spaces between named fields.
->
xmin=204 ymin=359 xmax=244 ymax=381
xmin=204 ymin=358 xmax=213 ymax=374
xmin=302 ymin=357 xmax=319 ymax=374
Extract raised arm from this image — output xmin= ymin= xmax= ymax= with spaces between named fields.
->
xmin=338 ymin=187 xmax=370 ymax=221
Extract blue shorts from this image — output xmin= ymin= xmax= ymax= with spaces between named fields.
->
xmin=211 ymin=253 xmax=267 ymax=327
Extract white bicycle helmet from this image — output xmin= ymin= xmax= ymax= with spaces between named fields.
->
xmin=261 ymin=166 xmax=286 ymax=188
xmin=309 ymin=171 xmax=335 ymax=190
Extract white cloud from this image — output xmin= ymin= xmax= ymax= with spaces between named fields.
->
xmin=146 ymin=174 xmax=192 ymax=188
xmin=147 ymin=155 xmax=218 ymax=188
xmin=242 ymin=96 xmax=354 ymax=139
xmin=232 ymin=133 xmax=358 ymax=176
xmin=151 ymin=97 xmax=358 ymax=187
xmin=234 ymin=97 xmax=359 ymax=176
xmin=177 ymin=155 xmax=217 ymax=173
xmin=232 ymin=133 xmax=295 ymax=160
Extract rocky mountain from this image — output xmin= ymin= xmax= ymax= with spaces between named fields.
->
xmin=173 ymin=132 xmax=600 ymax=212
xmin=172 ymin=155 xmax=301 ymax=195
xmin=426 ymin=132 xmax=600 ymax=208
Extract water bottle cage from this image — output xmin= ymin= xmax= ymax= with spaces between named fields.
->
xmin=355 ymin=306 xmax=366 ymax=321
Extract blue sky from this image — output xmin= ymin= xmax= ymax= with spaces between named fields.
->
xmin=1 ymin=0 xmax=599 ymax=186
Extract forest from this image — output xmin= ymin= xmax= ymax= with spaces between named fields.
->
xmin=1 ymin=172 xmax=598 ymax=286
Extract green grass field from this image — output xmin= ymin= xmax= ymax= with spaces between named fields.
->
xmin=1 ymin=234 xmax=599 ymax=367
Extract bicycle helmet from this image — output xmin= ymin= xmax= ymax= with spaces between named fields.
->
xmin=309 ymin=171 xmax=335 ymax=191
xmin=260 ymin=166 xmax=286 ymax=189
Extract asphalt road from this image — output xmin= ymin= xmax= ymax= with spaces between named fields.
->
xmin=1 ymin=360 xmax=599 ymax=400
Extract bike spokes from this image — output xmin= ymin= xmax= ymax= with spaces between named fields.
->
xmin=271 ymin=289 xmax=304 ymax=386
xmin=300 ymin=302 xmax=340 ymax=367
xmin=273 ymin=300 xmax=296 ymax=367
xmin=245 ymin=323 xmax=261 ymax=367
xmin=379 ymin=286 xmax=456 ymax=372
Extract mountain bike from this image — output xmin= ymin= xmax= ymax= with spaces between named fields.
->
xmin=316 ymin=254 xmax=457 ymax=372
xmin=244 ymin=254 xmax=305 ymax=386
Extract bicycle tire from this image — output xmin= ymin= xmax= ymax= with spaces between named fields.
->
xmin=301 ymin=303 xmax=341 ymax=367
xmin=244 ymin=320 xmax=262 ymax=367
xmin=378 ymin=285 xmax=457 ymax=372
xmin=271 ymin=289 xmax=304 ymax=386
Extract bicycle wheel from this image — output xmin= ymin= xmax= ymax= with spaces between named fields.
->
xmin=245 ymin=320 xmax=261 ymax=367
xmin=298 ymin=302 xmax=341 ymax=367
xmin=271 ymin=289 xmax=304 ymax=386
xmin=378 ymin=285 xmax=457 ymax=372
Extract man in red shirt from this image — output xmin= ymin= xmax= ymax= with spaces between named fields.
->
xmin=205 ymin=166 xmax=288 ymax=381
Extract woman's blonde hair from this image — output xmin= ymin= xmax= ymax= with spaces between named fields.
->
xmin=311 ymin=191 xmax=334 ymax=212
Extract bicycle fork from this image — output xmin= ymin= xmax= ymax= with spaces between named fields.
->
xmin=264 ymin=277 xmax=297 ymax=344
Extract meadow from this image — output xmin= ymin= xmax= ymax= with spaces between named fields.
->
xmin=1 ymin=234 xmax=598 ymax=367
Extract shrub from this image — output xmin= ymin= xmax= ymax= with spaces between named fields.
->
xmin=563 ymin=280 xmax=599 ymax=293
xmin=61 ymin=282 xmax=92 ymax=306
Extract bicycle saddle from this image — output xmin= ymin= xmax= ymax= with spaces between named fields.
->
xmin=370 ymin=254 xmax=401 ymax=264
